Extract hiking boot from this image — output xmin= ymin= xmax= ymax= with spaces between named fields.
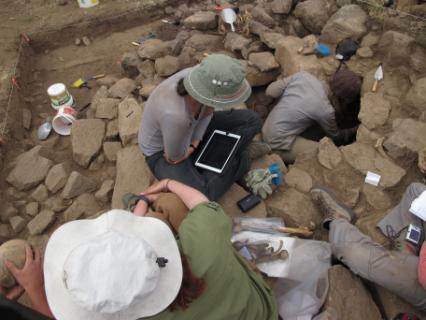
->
xmin=310 ymin=186 xmax=356 ymax=230
xmin=245 ymin=141 xmax=271 ymax=160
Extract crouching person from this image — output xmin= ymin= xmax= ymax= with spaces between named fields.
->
xmin=311 ymin=182 xmax=426 ymax=311
xmin=1 ymin=179 xmax=278 ymax=320
xmin=262 ymin=70 xmax=361 ymax=163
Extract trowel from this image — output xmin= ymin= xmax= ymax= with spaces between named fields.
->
xmin=372 ymin=64 xmax=383 ymax=92
xmin=221 ymin=8 xmax=237 ymax=32
xmin=37 ymin=117 xmax=52 ymax=140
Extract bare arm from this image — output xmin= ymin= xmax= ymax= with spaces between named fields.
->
xmin=265 ymin=78 xmax=290 ymax=99
xmin=6 ymin=245 xmax=54 ymax=319
xmin=142 ymin=179 xmax=208 ymax=210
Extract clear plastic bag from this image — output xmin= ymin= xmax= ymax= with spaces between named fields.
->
xmin=273 ymin=239 xmax=331 ymax=320
xmin=232 ymin=217 xmax=285 ymax=235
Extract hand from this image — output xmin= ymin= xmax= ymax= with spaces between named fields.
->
xmin=0 ymin=284 xmax=24 ymax=301
xmin=133 ymin=193 xmax=160 ymax=216
xmin=6 ymin=245 xmax=44 ymax=297
xmin=142 ymin=179 xmax=171 ymax=196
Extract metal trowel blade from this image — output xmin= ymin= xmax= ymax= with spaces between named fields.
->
xmin=38 ymin=119 xmax=52 ymax=140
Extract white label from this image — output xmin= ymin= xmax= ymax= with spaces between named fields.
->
xmin=365 ymin=171 xmax=381 ymax=186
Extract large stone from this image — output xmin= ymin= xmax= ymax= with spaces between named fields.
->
xmin=284 ymin=167 xmax=313 ymax=193
xmin=376 ymin=31 xmax=414 ymax=67
xmin=2 ymin=207 xmax=18 ymax=223
xmin=252 ymin=6 xmax=276 ymax=28
xmin=294 ymin=0 xmax=331 ymax=34
xmin=259 ymin=32 xmax=286 ymax=50
xmin=275 ymin=36 xmax=324 ymax=79
xmin=241 ymin=60 xmax=280 ymax=87
xmin=90 ymin=86 xmax=108 ymax=112
xmin=103 ymin=141 xmax=122 ymax=162
xmin=155 ymin=56 xmax=180 ymax=77
xmin=383 ymin=118 xmax=426 ymax=162
xmin=248 ymin=52 xmax=279 ymax=72
xmin=71 ymin=119 xmax=105 ymax=168
xmin=137 ymin=39 xmax=171 ymax=60
xmin=405 ymin=77 xmax=426 ymax=113
xmin=63 ymin=193 xmax=101 ymax=222
xmin=323 ymin=164 xmax=362 ymax=208
xmin=356 ymin=125 xmax=380 ymax=146
xmin=106 ymin=119 xmax=119 ymax=140
xmin=341 ymin=142 xmax=406 ymax=188
xmin=95 ymin=98 xmax=119 ymax=120
xmin=9 ymin=216 xmax=26 ymax=234
xmin=25 ymin=202 xmax=39 ymax=217
xmin=374 ymin=285 xmax=426 ymax=320
xmin=324 ymin=265 xmax=382 ymax=320
xmin=62 ymin=171 xmax=97 ymax=199
xmin=30 ymin=185 xmax=48 ymax=202
xmin=183 ymin=11 xmax=217 ymax=30
xmin=6 ymin=146 xmax=53 ymax=191
xmin=218 ymin=184 xmax=267 ymax=218
xmin=362 ymin=184 xmax=392 ymax=210
xmin=108 ymin=78 xmax=136 ymax=99
xmin=410 ymin=45 xmax=426 ymax=74
xmin=112 ymin=146 xmax=154 ymax=209
xmin=265 ymin=187 xmax=321 ymax=228
xmin=249 ymin=20 xmax=272 ymax=37
xmin=95 ymin=180 xmax=115 ymax=203
xmin=138 ymin=60 xmax=156 ymax=80
xmin=118 ymin=98 xmax=143 ymax=146
xmin=317 ymin=137 xmax=342 ymax=169
xmin=45 ymin=163 xmax=68 ymax=193
xmin=185 ymin=34 xmax=223 ymax=52
xmin=0 ymin=225 xmax=12 ymax=242
xmin=320 ymin=5 xmax=368 ymax=44
xmin=271 ymin=0 xmax=292 ymax=14
xmin=224 ymin=33 xmax=252 ymax=53
xmin=358 ymin=93 xmax=391 ymax=130
xmin=121 ymin=52 xmax=141 ymax=78
xmin=0 ymin=239 xmax=28 ymax=288
xmin=27 ymin=210 xmax=55 ymax=236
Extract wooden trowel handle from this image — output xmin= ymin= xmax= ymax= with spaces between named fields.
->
xmin=372 ymin=79 xmax=378 ymax=92
xmin=276 ymin=226 xmax=313 ymax=237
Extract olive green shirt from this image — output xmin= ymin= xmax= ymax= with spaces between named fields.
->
xmin=144 ymin=202 xmax=278 ymax=320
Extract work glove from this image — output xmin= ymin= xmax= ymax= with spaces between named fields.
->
xmin=245 ymin=168 xmax=277 ymax=200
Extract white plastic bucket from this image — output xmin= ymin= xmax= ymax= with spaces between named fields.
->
xmin=47 ymin=83 xmax=74 ymax=110
xmin=77 ymin=0 xmax=99 ymax=8
xmin=52 ymin=106 xmax=76 ymax=136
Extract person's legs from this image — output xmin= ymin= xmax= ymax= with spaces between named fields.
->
xmin=330 ymin=219 xmax=426 ymax=311
xmin=274 ymin=136 xmax=319 ymax=163
xmin=377 ymin=183 xmax=426 ymax=235
xmin=145 ymin=152 xmax=209 ymax=196
xmin=205 ymin=109 xmax=262 ymax=156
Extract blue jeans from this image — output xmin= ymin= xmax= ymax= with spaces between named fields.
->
xmin=145 ymin=109 xmax=261 ymax=200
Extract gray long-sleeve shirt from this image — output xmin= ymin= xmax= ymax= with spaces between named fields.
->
xmin=262 ymin=71 xmax=347 ymax=151
xmin=138 ymin=68 xmax=213 ymax=160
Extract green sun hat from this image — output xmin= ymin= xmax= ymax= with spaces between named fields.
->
xmin=183 ymin=54 xmax=252 ymax=109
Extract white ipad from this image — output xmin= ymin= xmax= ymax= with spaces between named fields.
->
xmin=195 ymin=130 xmax=241 ymax=174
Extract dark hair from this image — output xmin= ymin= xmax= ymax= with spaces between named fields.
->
xmin=169 ymin=253 xmax=206 ymax=310
xmin=330 ymin=69 xmax=362 ymax=129
xmin=177 ymin=78 xmax=188 ymax=96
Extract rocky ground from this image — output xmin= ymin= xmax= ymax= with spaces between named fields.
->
xmin=1 ymin=0 xmax=426 ymax=318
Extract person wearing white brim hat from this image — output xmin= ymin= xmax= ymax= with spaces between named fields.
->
xmin=1 ymin=180 xmax=278 ymax=320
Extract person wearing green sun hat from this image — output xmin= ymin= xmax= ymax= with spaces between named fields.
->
xmin=138 ymin=54 xmax=269 ymax=200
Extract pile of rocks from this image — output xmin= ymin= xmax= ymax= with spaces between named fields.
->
xmin=2 ymin=0 xmax=426 ymax=318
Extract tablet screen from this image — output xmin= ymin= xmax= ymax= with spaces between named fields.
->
xmin=195 ymin=130 xmax=240 ymax=173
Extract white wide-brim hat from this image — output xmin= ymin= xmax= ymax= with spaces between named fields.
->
xmin=44 ymin=210 xmax=182 ymax=320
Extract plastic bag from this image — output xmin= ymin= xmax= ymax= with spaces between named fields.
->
xmin=273 ymin=239 xmax=331 ymax=320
